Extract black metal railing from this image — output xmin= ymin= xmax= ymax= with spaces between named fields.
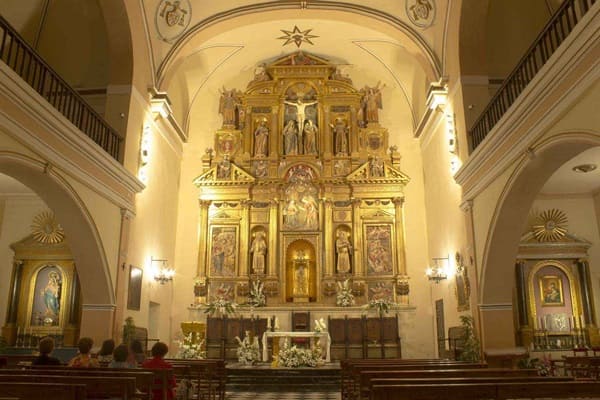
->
xmin=468 ymin=0 xmax=596 ymax=152
xmin=0 ymin=15 xmax=122 ymax=161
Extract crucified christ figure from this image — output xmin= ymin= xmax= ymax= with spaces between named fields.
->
xmin=284 ymin=98 xmax=317 ymax=137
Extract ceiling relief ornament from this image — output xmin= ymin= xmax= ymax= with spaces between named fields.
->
xmin=277 ymin=25 xmax=319 ymax=48
xmin=31 ymin=211 xmax=65 ymax=244
xmin=156 ymin=0 xmax=191 ymax=42
xmin=405 ymin=0 xmax=435 ymax=29
xmin=532 ymin=209 xmax=568 ymax=242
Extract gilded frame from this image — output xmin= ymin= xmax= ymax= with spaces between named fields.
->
xmin=539 ymin=275 xmax=564 ymax=306
xmin=26 ymin=264 xmax=69 ymax=329
xmin=363 ymin=223 xmax=395 ymax=276
xmin=127 ymin=265 xmax=143 ymax=311
xmin=207 ymin=225 xmax=239 ymax=277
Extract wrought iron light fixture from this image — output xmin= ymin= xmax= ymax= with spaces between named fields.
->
xmin=426 ymin=256 xmax=450 ymax=283
xmin=152 ymin=257 xmax=174 ymax=284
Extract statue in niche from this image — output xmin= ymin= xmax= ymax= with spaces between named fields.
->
xmin=219 ymin=87 xmax=241 ymax=128
xmin=330 ymin=118 xmax=349 ymax=155
xmin=253 ymin=160 xmax=268 ymax=177
xmin=253 ymin=119 xmax=269 ymax=157
xmin=303 ymin=120 xmax=318 ymax=155
xmin=217 ymin=156 xmax=231 ymax=179
xmin=250 ymin=231 xmax=267 ymax=274
xmin=252 ymin=63 xmax=270 ymax=82
xmin=283 ymin=120 xmax=299 ymax=155
xmin=370 ymin=156 xmax=384 ymax=177
xmin=336 ymin=230 xmax=352 ymax=273
xmin=284 ymin=97 xmax=318 ymax=138
xmin=361 ymin=82 xmax=385 ymax=124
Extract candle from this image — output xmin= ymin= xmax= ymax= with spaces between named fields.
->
xmin=16 ymin=325 xmax=20 ymax=338
xmin=266 ymin=317 xmax=271 ymax=329
xmin=580 ymin=314 xmax=584 ymax=328
xmin=534 ymin=318 xmax=538 ymax=330
xmin=274 ymin=317 xmax=280 ymax=330
xmin=541 ymin=317 xmax=545 ymax=330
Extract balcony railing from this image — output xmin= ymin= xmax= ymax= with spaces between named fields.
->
xmin=0 ymin=15 xmax=122 ymax=161
xmin=468 ymin=0 xmax=596 ymax=152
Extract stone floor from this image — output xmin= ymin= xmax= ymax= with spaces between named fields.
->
xmin=225 ymin=389 xmax=341 ymax=399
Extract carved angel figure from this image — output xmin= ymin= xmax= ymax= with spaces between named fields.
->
xmin=361 ymin=82 xmax=385 ymax=124
xmin=219 ymin=87 xmax=241 ymax=127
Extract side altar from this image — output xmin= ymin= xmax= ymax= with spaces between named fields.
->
xmin=192 ymin=51 xmax=411 ymax=309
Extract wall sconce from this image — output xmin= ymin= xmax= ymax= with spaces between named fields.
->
xmin=138 ymin=123 xmax=152 ymax=184
xmin=426 ymin=255 xmax=450 ymax=284
xmin=151 ymin=257 xmax=174 ymax=284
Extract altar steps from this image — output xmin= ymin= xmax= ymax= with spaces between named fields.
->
xmin=226 ymin=362 xmax=341 ymax=391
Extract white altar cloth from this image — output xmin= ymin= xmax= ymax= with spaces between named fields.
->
xmin=261 ymin=331 xmax=331 ymax=362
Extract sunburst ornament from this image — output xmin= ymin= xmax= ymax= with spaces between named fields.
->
xmin=532 ymin=209 xmax=568 ymax=242
xmin=31 ymin=211 xmax=65 ymax=244
xmin=277 ymin=25 xmax=318 ymax=48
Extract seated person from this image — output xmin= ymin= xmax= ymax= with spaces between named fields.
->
xmin=142 ymin=342 xmax=176 ymax=400
xmin=68 ymin=337 xmax=100 ymax=368
xmin=97 ymin=338 xmax=115 ymax=366
xmin=108 ymin=344 xmax=136 ymax=368
xmin=32 ymin=336 xmax=61 ymax=366
xmin=128 ymin=339 xmax=146 ymax=366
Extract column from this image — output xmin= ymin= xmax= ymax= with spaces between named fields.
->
xmin=268 ymin=199 xmax=279 ymax=277
xmin=352 ymin=198 xmax=363 ymax=276
xmin=392 ymin=197 xmax=407 ymax=276
xmin=323 ymin=108 xmax=332 ymax=157
xmin=576 ymin=259 xmax=595 ymax=326
xmin=460 ymin=199 xmax=479 ymax=313
xmin=270 ymin=106 xmax=279 ymax=157
xmin=515 ymin=260 xmax=529 ymax=327
xmin=6 ymin=259 xmax=23 ymax=324
xmin=243 ymin=106 xmax=252 ymax=156
xmin=350 ymin=106 xmax=359 ymax=157
xmin=323 ymin=199 xmax=334 ymax=275
xmin=239 ymin=200 xmax=251 ymax=276
xmin=197 ymin=200 xmax=212 ymax=277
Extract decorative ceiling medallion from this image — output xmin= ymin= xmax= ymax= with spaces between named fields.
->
xmin=277 ymin=25 xmax=319 ymax=48
xmin=31 ymin=211 xmax=65 ymax=244
xmin=572 ymin=163 xmax=597 ymax=173
xmin=156 ymin=0 xmax=192 ymax=42
xmin=406 ymin=0 xmax=436 ymax=29
xmin=532 ymin=209 xmax=568 ymax=242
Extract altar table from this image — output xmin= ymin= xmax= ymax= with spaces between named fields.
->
xmin=262 ymin=331 xmax=331 ymax=362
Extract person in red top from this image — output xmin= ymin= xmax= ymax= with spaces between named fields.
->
xmin=142 ymin=341 xmax=176 ymax=400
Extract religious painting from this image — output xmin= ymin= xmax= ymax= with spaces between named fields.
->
xmin=30 ymin=265 xmax=63 ymax=326
xmin=210 ymin=282 xmax=235 ymax=301
xmin=364 ymin=224 xmax=394 ymax=275
xmin=539 ymin=275 xmax=564 ymax=306
xmin=544 ymin=313 xmax=570 ymax=332
xmin=282 ymin=165 xmax=319 ymax=231
xmin=208 ymin=226 xmax=238 ymax=277
xmin=368 ymin=281 xmax=393 ymax=301
xmin=127 ymin=265 xmax=143 ymax=311
xmin=455 ymin=253 xmax=470 ymax=311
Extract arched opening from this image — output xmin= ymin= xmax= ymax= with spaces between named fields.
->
xmin=0 ymin=153 xmax=114 ymax=338
xmin=480 ymin=133 xmax=600 ymax=348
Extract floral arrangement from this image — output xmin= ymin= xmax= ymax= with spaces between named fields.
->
xmin=247 ymin=280 xmax=266 ymax=307
xmin=235 ymin=331 xmax=260 ymax=365
xmin=277 ymin=342 xmax=324 ymax=368
xmin=518 ymin=355 xmax=553 ymax=376
xmin=336 ymin=279 xmax=355 ymax=307
xmin=364 ymin=298 xmax=396 ymax=317
xmin=457 ymin=315 xmax=481 ymax=362
xmin=204 ymin=297 xmax=237 ymax=317
xmin=313 ymin=318 xmax=327 ymax=333
xmin=176 ymin=332 xmax=206 ymax=359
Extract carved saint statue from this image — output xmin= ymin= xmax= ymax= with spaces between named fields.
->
xmin=284 ymin=98 xmax=317 ymax=136
xmin=283 ymin=120 xmax=299 ymax=155
xmin=370 ymin=157 xmax=384 ymax=177
xmin=335 ymin=230 xmax=352 ymax=274
xmin=250 ymin=231 xmax=267 ymax=274
xmin=219 ymin=87 xmax=241 ymax=128
xmin=253 ymin=120 xmax=269 ymax=157
xmin=330 ymin=118 xmax=349 ymax=155
xmin=361 ymin=82 xmax=385 ymax=124
xmin=43 ymin=271 xmax=61 ymax=321
xmin=303 ymin=120 xmax=318 ymax=155
xmin=217 ymin=156 xmax=231 ymax=179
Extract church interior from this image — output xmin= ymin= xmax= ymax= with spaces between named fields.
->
xmin=0 ymin=0 xmax=599 ymax=398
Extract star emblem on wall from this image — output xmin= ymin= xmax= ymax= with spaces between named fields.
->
xmin=277 ymin=25 xmax=318 ymax=48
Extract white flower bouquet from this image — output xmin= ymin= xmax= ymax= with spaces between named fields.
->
xmin=336 ymin=279 xmax=355 ymax=307
xmin=364 ymin=298 xmax=396 ymax=317
xmin=277 ymin=342 xmax=324 ymax=368
xmin=247 ymin=280 xmax=266 ymax=307
xmin=204 ymin=297 xmax=237 ymax=317
xmin=235 ymin=331 xmax=260 ymax=365
xmin=176 ymin=332 xmax=206 ymax=359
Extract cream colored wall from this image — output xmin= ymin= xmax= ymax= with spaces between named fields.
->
xmin=0 ymin=196 xmax=47 ymax=325
xmin=532 ymin=196 xmax=600 ymax=326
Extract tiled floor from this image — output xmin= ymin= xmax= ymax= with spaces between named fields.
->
xmin=226 ymin=390 xmax=341 ymax=399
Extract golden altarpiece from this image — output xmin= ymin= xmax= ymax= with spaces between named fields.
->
xmin=2 ymin=212 xmax=81 ymax=346
xmin=192 ymin=52 xmax=410 ymax=310
xmin=515 ymin=209 xmax=599 ymax=350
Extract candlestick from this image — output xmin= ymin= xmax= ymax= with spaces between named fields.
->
xmin=274 ymin=317 xmax=280 ymax=331
xmin=579 ymin=314 xmax=584 ymax=328
xmin=266 ymin=317 xmax=271 ymax=329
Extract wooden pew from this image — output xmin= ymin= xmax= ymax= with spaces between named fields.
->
xmin=16 ymin=366 xmax=155 ymax=400
xmin=0 ymin=382 xmax=86 ymax=400
xmin=166 ymin=358 xmax=226 ymax=400
xmin=369 ymin=381 xmax=600 ymax=400
xmin=0 ymin=374 xmax=136 ymax=399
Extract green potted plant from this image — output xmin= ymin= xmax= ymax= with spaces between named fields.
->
xmin=457 ymin=315 xmax=481 ymax=362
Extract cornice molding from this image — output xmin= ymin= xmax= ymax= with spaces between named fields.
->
xmin=0 ymin=63 xmax=143 ymax=212
xmin=455 ymin=5 xmax=600 ymax=201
